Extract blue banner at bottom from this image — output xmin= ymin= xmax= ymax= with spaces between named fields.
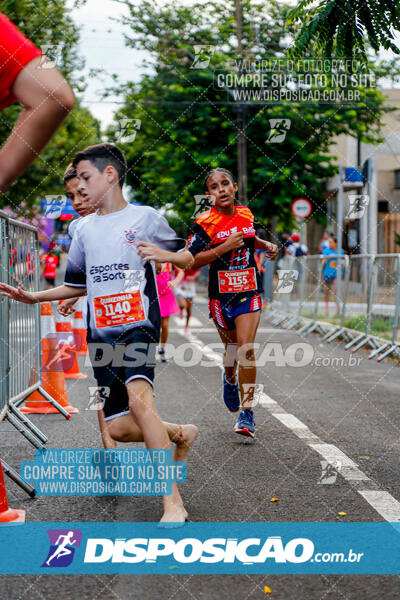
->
xmin=0 ymin=522 xmax=399 ymax=574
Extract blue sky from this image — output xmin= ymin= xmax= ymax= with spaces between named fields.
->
xmin=69 ymin=0 xmax=151 ymax=126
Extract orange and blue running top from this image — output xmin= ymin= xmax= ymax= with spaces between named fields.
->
xmin=188 ymin=205 xmax=263 ymax=302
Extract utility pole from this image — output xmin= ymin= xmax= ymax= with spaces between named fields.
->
xmin=236 ymin=0 xmax=247 ymax=205
xmin=336 ymin=165 xmax=344 ymax=315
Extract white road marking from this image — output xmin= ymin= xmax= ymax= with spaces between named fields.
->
xmin=310 ymin=444 xmax=359 ymax=467
xmin=359 ymin=491 xmax=400 ymax=522
xmin=173 ymin=316 xmax=203 ymax=327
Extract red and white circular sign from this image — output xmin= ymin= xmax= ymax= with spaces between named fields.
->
xmin=291 ymin=198 xmax=312 ymax=219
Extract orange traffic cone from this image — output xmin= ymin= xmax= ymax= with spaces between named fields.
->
xmin=55 ymin=302 xmax=87 ymax=380
xmin=0 ymin=457 xmax=25 ymax=523
xmin=72 ymin=298 xmax=88 ymax=355
xmin=21 ymin=303 xmax=78 ymax=414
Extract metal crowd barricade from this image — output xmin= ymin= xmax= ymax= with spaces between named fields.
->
xmin=0 ymin=210 xmax=69 ymax=495
xmin=266 ymin=251 xmax=400 ymax=362
xmin=270 ymin=256 xmax=296 ymax=326
xmin=321 ymin=254 xmax=350 ymax=342
xmin=282 ymin=257 xmax=305 ymax=330
xmin=368 ymin=254 xmax=400 ymax=361
xmin=341 ymin=255 xmax=377 ymax=352
xmin=296 ymin=255 xmax=324 ymax=335
xmin=0 ymin=214 xmax=8 ymax=423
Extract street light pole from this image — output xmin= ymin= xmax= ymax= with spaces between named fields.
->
xmin=336 ymin=165 xmax=343 ymax=315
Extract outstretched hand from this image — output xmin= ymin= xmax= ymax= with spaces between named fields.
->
xmin=0 ymin=282 xmax=37 ymax=304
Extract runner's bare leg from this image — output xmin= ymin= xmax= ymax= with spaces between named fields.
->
xmin=126 ymin=378 xmax=188 ymax=523
xmin=185 ymin=299 xmax=193 ymax=329
xmin=234 ymin=311 xmax=260 ymax=410
xmin=105 ymin=414 xmax=198 ymax=461
xmin=215 ymin=324 xmax=237 ymax=384
xmin=160 ymin=316 xmax=169 ymax=350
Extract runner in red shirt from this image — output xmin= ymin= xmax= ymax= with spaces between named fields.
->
xmin=0 ymin=13 xmax=74 ymax=193
xmin=188 ymin=168 xmax=278 ymax=438
xmin=40 ymin=243 xmax=59 ymax=288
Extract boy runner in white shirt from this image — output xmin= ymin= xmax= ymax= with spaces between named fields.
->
xmin=60 ymin=163 xmax=198 ymax=463
xmin=0 ymin=143 xmax=196 ymax=524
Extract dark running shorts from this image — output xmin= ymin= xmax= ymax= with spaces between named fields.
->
xmin=89 ymin=327 xmax=159 ymax=421
xmin=208 ymin=293 xmax=262 ymax=330
xmin=323 ymin=275 xmax=336 ymax=285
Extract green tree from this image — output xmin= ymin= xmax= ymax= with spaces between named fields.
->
xmin=287 ymin=0 xmax=400 ymax=63
xmin=0 ymin=0 xmax=100 ymax=212
xmin=108 ymin=0 xmax=388 ymax=232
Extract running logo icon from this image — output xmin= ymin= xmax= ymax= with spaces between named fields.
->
xmin=276 ymin=270 xmax=299 ymax=293
xmin=124 ymin=229 xmax=137 ymax=244
xmin=43 ymin=195 xmax=67 ymax=219
xmin=87 ymin=386 xmax=110 ymax=411
xmin=267 ymin=119 xmax=291 ymax=143
xmin=42 ymin=529 xmax=82 ymax=567
xmin=192 ymin=194 xmax=216 ymax=218
xmin=120 ymin=269 xmax=145 ymax=292
xmin=346 ymin=195 xmax=370 ymax=220
xmin=318 ymin=461 xmax=342 ymax=485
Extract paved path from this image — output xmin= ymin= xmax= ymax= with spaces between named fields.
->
xmin=1 ymin=297 xmax=399 ymax=598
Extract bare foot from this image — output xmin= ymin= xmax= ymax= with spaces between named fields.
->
xmin=173 ymin=424 xmax=199 ymax=462
xmin=159 ymin=501 xmax=188 ymax=526
xmin=103 ymin=436 xmax=117 ymax=450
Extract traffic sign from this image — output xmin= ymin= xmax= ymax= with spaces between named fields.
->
xmin=291 ymin=198 xmax=312 ymax=219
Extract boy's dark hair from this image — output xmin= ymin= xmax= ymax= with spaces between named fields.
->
xmin=329 ymin=234 xmax=337 ymax=243
xmin=72 ymin=143 xmax=127 ymax=187
xmin=63 ymin=163 xmax=77 ymax=184
xmin=204 ymin=167 xmax=236 ymax=191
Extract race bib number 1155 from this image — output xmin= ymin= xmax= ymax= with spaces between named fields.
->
xmin=218 ymin=268 xmax=257 ymax=294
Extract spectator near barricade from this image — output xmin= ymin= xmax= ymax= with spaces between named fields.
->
xmin=287 ymin=233 xmax=309 ymax=258
xmin=277 ymin=231 xmax=294 ymax=269
xmin=319 ymin=230 xmax=331 ymax=253
xmin=322 ymin=235 xmax=345 ymax=315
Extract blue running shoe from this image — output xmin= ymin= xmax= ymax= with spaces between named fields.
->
xmin=235 ymin=409 xmax=255 ymax=438
xmin=222 ymin=373 xmax=240 ymax=412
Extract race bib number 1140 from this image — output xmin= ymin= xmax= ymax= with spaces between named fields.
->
xmin=93 ymin=291 xmax=146 ymax=328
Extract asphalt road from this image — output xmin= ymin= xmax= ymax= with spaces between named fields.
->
xmin=1 ymin=295 xmax=400 ymax=599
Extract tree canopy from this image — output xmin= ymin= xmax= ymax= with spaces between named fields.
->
xmin=287 ymin=0 xmax=400 ymax=63
xmin=108 ymin=0 xmax=388 ymax=232
xmin=0 ymin=0 xmax=100 ymax=212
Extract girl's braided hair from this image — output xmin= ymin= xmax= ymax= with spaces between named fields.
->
xmin=203 ymin=168 xmax=236 ymax=191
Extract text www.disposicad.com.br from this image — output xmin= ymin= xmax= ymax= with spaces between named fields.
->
xmin=38 ymin=481 xmax=168 ymax=494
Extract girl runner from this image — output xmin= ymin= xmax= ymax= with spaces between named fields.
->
xmin=155 ymin=262 xmax=183 ymax=361
xmin=188 ymin=168 xmax=278 ymax=438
